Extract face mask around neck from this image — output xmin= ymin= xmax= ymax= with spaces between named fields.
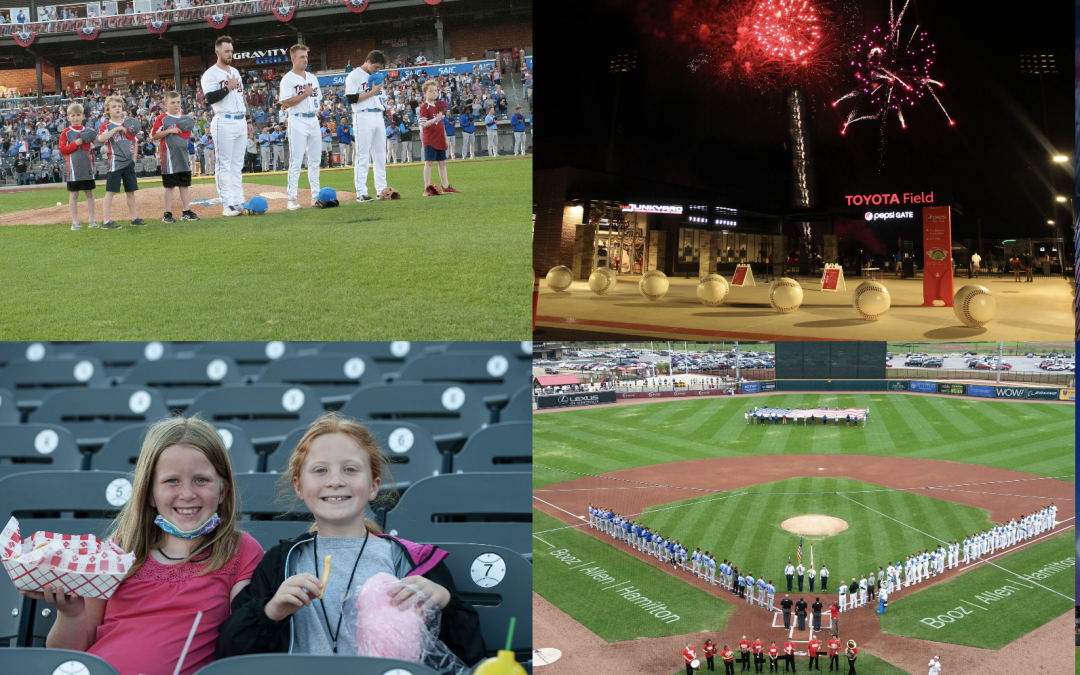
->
xmin=154 ymin=512 xmax=221 ymax=539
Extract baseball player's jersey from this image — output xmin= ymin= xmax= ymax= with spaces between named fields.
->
xmin=279 ymin=70 xmax=322 ymax=115
xmin=344 ymin=67 xmax=385 ymax=113
xmin=152 ymin=114 xmax=193 ymax=174
xmin=201 ymin=64 xmax=246 ymax=115
xmin=98 ymin=120 xmax=136 ymax=171
xmin=58 ymin=126 xmax=95 ymax=181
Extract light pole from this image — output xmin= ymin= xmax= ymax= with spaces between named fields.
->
xmin=606 ymin=52 xmax=637 ymax=174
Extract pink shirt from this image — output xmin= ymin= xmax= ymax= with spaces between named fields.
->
xmin=89 ymin=532 xmax=264 ymax=675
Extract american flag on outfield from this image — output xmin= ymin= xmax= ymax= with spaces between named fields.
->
xmin=797 ymin=537 xmax=802 ymax=565
xmin=752 ymin=407 xmax=868 ymax=420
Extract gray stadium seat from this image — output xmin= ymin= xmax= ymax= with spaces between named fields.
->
xmin=28 ymin=386 xmax=170 ymax=448
xmin=434 ymin=542 xmax=531 ymax=659
xmin=0 ymin=470 xmax=131 ymax=647
xmin=253 ymin=353 xmax=382 ymax=408
xmin=0 ymin=387 xmax=18 ymax=424
xmin=232 ymin=472 xmax=312 ymax=551
xmin=187 ymin=384 xmax=323 ymax=450
xmin=424 ymin=341 xmax=533 ymax=361
xmin=90 ymin=422 xmax=259 ymax=474
xmin=452 ymin=421 xmax=531 ymax=474
xmin=68 ymin=341 xmax=174 ymax=380
xmin=192 ymin=342 xmax=297 ymax=377
xmin=0 ymin=342 xmax=54 ymax=367
xmin=393 ymin=351 xmax=530 ymax=420
xmin=121 ymin=355 xmax=244 ymax=408
xmin=0 ymin=357 xmax=109 ymax=409
xmin=192 ymin=654 xmax=440 ymax=675
xmin=383 ymin=473 xmax=531 ymax=558
xmin=266 ymin=421 xmax=442 ymax=491
xmin=316 ymin=341 xmax=449 ymax=368
xmin=1 ymin=648 xmax=121 ymax=674
xmin=501 ymin=385 xmax=532 ymax=423
xmin=0 ymin=423 xmax=82 ymax=479
xmin=338 ymin=383 xmax=489 ymax=452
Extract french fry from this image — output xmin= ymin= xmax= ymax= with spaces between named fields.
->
xmin=319 ymin=555 xmax=331 ymax=598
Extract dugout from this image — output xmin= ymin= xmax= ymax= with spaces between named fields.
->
xmin=774 ymin=342 xmax=887 ymax=380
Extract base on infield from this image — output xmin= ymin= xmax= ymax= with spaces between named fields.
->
xmin=781 ymin=515 xmax=849 ymax=536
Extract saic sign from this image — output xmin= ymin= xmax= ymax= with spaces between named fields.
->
xmin=845 ymin=192 xmax=934 ymax=206
xmin=864 ymin=211 xmax=915 ymax=221
xmin=621 ymin=204 xmax=684 ymax=215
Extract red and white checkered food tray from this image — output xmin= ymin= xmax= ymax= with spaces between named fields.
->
xmin=1 ymin=516 xmax=135 ymax=599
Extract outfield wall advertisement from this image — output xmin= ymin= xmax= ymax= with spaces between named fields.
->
xmin=537 ymin=391 xmax=617 ymax=409
xmin=909 ymin=381 xmax=938 ymax=393
xmin=902 ymin=382 xmax=1065 ymax=400
xmin=617 ymin=389 xmax=733 ymax=400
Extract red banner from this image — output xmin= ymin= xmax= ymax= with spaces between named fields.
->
xmin=12 ymin=30 xmax=35 ymax=48
xmin=272 ymin=5 xmax=295 ymax=21
xmin=821 ymin=268 xmax=841 ymax=291
xmin=731 ymin=266 xmax=748 ymax=286
xmin=922 ymin=205 xmax=953 ymax=307
xmin=206 ymin=13 xmax=228 ymax=29
xmin=344 ymin=0 xmax=369 ymax=11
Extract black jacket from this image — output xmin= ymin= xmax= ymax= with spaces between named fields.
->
xmin=215 ymin=531 xmax=486 ymax=665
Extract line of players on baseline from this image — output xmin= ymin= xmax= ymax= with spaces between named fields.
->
xmin=682 ymin=635 xmax=857 ymax=674
xmin=588 ymin=502 xmax=1058 ymax=615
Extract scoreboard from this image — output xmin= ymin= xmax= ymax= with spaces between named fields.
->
xmin=775 ymin=342 xmax=887 ymax=380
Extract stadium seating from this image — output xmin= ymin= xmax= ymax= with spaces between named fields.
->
xmin=0 ymin=424 xmax=82 ymax=479
xmin=315 ymin=342 xmax=449 ymax=369
xmin=28 ymin=386 xmax=170 ymax=448
xmin=382 ymin=473 xmax=531 ymax=558
xmin=121 ymin=355 xmax=244 ymax=408
xmin=231 ymin=472 xmax=313 ymax=551
xmin=186 ymin=384 xmax=323 ymax=449
xmin=393 ymin=351 xmax=530 ymax=421
xmin=2 ymin=648 xmax=121 ymax=674
xmin=433 ymin=542 xmax=532 ymax=658
xmin=0 ymin=357 xmax=108 ymax=409
xmin=68 ymin=341 xmax=174 ymax=380
xmin=338 ymin=382 xmax=489 ymax=453
xmin=266 ymin=421 xmax=442 ymax=490
xmin=0 ymin=342 xmax=52 ymax=367
xmin=452 ymin=421 xmax=531 ymax=474
xmin=192 ymin=654 xmax=441 ymax=675
xmin=501 ymin=385 xmax=532 ymax=423
xmin=192 ymin=342 xmax=300 ymax=377
xmin=90 ymin=422 xmax=259 ymax=474
xmin=425 ymin=341 xmax=533 ymax=361
xmin=0 ymin=387 xmax=18 ymax=423
xmin=0 ymin=470 xmax=130 ymax=646
xmin=253 ymin=353 xmax=383 ymax=408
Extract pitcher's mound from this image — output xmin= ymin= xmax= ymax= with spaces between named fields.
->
xmin=781 ymin=515 xmax=848 ymax=536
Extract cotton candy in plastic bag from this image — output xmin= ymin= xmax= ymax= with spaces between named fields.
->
xmin=342 ymin=572 xmax=471 ymax=675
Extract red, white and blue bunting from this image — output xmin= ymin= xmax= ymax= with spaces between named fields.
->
xmin=750 ymin=407 xmax=868 ymax=420
xmin=145 ymin=19 xmax=168 ymax=34
xmin=12 ymin=30 xmax=35 ymax=48
xmin=344 ymin=0 xmax=369 ymax=12
xmin=76 ymin=26 xmax=99 ymax=40
xmin=272 ymin=5 xmax=295 ymax=21
xmin=423 ymin=0 xmax=442 ymax=4
xmin=206 ymin=13 xmax=229 ymax=29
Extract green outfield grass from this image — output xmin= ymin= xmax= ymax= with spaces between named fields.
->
xmin=1075 ymin=647 xmax=1079 ymax=675
xmin=0 ymin=158 xmax=530 ymax=339
xmin=533 ymin=393 xmax=1074 ymax=490
xmin=533 ymin=509 xmax=735 ymax=642
xmin=878 ymin=532 xmax=1073 ymax=649
xmin=632 ymin=478 xmax=994 ymax=592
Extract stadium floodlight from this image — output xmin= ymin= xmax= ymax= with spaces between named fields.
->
xmin=1052 ymin=155 xmax=1067 ymax=162
xmin=1055 ymin=196 xmax=1067 ymax=203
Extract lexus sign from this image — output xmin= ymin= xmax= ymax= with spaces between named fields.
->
xmin=536 ymin=391 xmax=617 ymax=409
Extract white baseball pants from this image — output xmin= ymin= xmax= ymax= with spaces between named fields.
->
xmin=287 ymin=117 xmax=321 ymax=202
xmin=486 ymin=128 xmax=499 ymax=155
xmin=461 ymin=131 xmax=476 ymax=157
xmin=209 ymin=115 xmax=247 ymax=210
xmin=353 ymin=111 xmax=387 ymax=197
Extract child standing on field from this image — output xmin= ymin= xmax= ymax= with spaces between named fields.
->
xmin=97 ymin=95 xmax=146 ymax=228
xmin=151 ymin=90 xmax=200 ymax=223
xmin=418 ymin=80 xmax=461 ymax=197
xmin=216 ymin=412 xmax=485 ymax=666
xmin=58 ymin=102 xmax=98 ymax=231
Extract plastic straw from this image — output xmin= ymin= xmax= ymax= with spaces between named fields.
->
xmin=173 ymin=611 xmax=203 ymax=675
xmin=504 ymin=616 xmax=516 ymax=652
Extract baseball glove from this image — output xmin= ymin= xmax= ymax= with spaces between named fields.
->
xmin=378 ymin=187 xmax=401 ymax=200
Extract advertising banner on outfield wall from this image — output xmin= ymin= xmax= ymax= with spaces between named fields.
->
xmin=742 ymin=382 xmax=761 ymax=394
xmin=967 ymin=385 xmax=994 ymax=397
xmin=1021 ymin=388 xmax=1062 ymax=400
xmin=909 ymin=381 xmax=937 ymax=393
xmin=1060 ymin=388 xmax=1075 ymax=401
xmin=760 ymin=381 xmax=777 ymax=391
xmin=887 ymin=381 xmax=909 ymax=391
xmin=937 ymin=383 xmax=967 ymax=395
xmin=617 ymin=389 xmax=733 ymax=401
xmin=536 ymin=391 xmax=617 ymax=409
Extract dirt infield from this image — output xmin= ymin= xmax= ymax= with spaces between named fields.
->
xmin=533 ymin=456 xmax=1074 ymax=674
xmin=781 ymin=514 xmax=849 ymax=536
xmin=0 ymin=183 xmax=358 ymax=225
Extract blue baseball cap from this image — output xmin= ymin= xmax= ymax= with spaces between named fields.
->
xmin=369 ymin=72 xmax=386 ymax=88
xmin=241 ymin=196 xmax=268 ymax=213
xmin=317 ymin=187 xmax=337 ymax=203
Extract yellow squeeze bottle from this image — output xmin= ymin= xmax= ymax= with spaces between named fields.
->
xmin=472 ymin=617 xmax=526 ymax=675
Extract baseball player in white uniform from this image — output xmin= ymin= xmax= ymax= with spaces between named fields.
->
xmin=279 ymin=44 xmax=322 ymax=210
xmin=837 ymin=581 xmax=847 ymax=612
xmin=200 ymin=36 xmax=247 ymax=216
xmin=344 ymin=50 xmax=389 ymax=203
xmin=1050 ymin=503 xmax=1057 ymax=529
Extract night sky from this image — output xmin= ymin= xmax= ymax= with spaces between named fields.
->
xmin=539 ymin=0 xmax=1074 ymax=240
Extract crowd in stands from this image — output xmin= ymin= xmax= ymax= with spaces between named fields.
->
xmin=0 ymin=49 xmax=531 ymax=180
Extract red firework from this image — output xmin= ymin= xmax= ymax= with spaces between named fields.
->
xmin=751 ymin=0 xmax=822 ymax=63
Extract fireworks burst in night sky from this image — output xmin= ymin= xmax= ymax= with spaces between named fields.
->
xmin=832 ymin=0 xmax=953 ymax=136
